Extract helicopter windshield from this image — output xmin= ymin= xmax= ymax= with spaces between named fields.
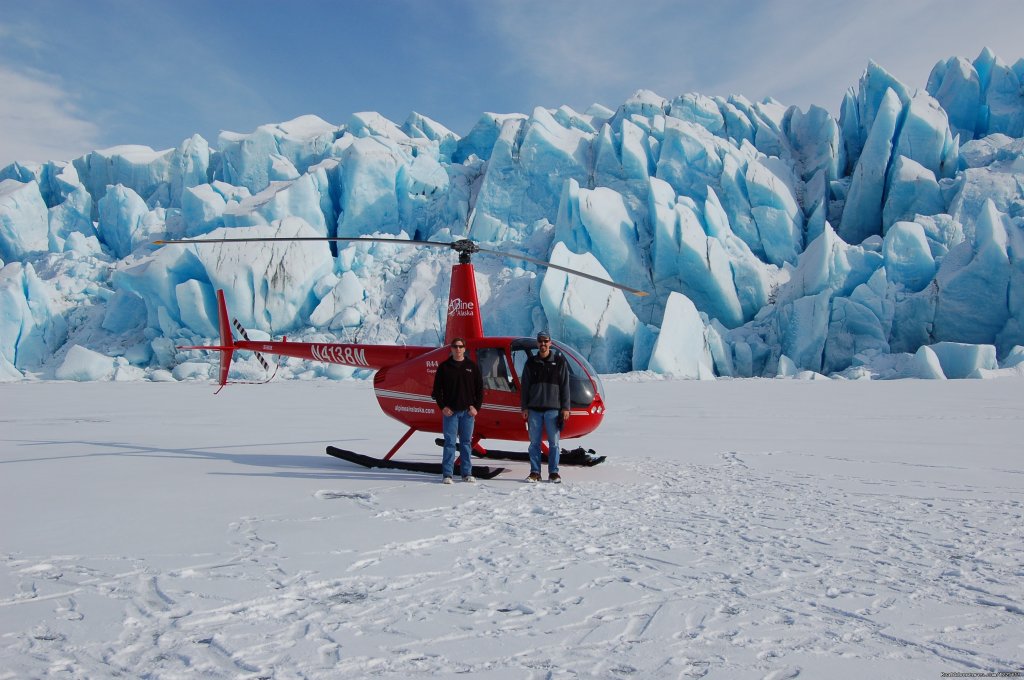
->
xmin=510 ymin=339 xmax=605 ymax=408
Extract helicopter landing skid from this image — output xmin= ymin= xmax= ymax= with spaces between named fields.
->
xmin=476 ymin=448 xmax=607 ymax=467
xmin=326 ymin=446 xmax=506 ymax=479
xmin=432 ymin=440 xmax=607 ymax=466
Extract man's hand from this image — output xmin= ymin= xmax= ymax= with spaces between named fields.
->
xmin=521 ymin=409 xmax=529 ymax=420
xmin=561 ymin=409 xmax=570 ymax=422
xmin=442 ymin=407 xmax=453 ymax=416
xmin=468 ymin=406 xmax=478 ymax=417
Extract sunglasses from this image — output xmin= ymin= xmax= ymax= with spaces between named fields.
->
xmin=451 ymin=344 xmax=466 ymax=349
xmin=537 ymin=339 xmax=551 ymax=344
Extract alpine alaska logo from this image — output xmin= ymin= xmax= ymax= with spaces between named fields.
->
xmin=448 ymin=298 xmax=475 ymax=317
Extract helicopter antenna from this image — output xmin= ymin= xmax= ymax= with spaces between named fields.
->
xmin=154 ymin=235 xmax=648 ymax=296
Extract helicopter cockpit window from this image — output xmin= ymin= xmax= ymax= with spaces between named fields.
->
xmin=510 ymin=339 xmax=603 ymax=408
xmin=476 ymin=347 xmax=514 ymax=392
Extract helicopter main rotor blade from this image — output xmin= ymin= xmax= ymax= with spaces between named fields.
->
xmin=153 ymin=235 xmax=647 ymax=296
xmin=473 ymin=245 xmax=648 ymax=297
xmin=154 ymin=236 xmax=453 ymax=248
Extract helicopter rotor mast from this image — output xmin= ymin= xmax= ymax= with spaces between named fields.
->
xmin=446 ymin=244 xmax=484 ymax=343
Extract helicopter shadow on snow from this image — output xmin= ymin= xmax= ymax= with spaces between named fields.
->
xmin=3 ymin=436 xmax=391 ymax=477
xmin=2 ymin=436 xmax=500 ymax=483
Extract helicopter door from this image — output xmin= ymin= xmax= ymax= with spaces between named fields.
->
xmin=476 ymin=347 xmax=515 ymax=392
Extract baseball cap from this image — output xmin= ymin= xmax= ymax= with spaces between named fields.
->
xmin=536 ymin=330 xmax=551 ymax=341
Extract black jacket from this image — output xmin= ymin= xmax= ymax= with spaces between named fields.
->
xmin=520 ymin=350 xmax=570 ymax=411
xmin=432 ymin=357 xmax=483 ymax=411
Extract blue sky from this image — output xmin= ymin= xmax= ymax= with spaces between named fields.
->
xmin=1 ymin=0 xmax=1022 ymax=167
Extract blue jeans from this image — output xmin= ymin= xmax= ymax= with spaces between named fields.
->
xmin=527 ymin=409 xmax=560 ymax=475
xmin=442 ymin=410 xmax=474 ymax=477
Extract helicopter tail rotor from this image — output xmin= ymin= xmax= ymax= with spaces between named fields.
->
xmin=214 ymin=290 xmax=236 ymax=391
xmin=176 ymin=289 xmax=236 ymax=393
xmin=176 ymin=290 xmax=282 ymax=392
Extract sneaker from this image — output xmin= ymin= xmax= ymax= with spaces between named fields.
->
xmin=442 ymin=476 xmax=453 ymax=485
xmin=526 ymin=472 xmax=541 ymax=483
xmin=549 ymin=473 xmax=561 ymax=484
xmin=461 ymin=475 xmax=476 ymax=483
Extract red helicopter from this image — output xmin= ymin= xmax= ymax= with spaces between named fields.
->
xmin=158 ymin=236 xmax=646 ymax=478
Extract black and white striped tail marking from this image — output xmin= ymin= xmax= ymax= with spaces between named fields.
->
xmin=232 ymin=318 xmax=270 ymax=371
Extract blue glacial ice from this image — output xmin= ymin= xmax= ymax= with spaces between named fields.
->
xmin=928 ymin=48 xmax=1024 ymax=140
xmin=1 ymin=179 xmax=49 ymax=261
xmin=647 ymin=292 xmax=715 ymax=380
xmin=1 ymin=49 xmax=1024 ymax=381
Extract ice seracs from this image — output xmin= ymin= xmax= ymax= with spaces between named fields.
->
xmin=0 ymin=179 xmax=49 ymax=261
xmin=928 ymin=48 xmax=1024 ymax=140
xmin=647 ymin=292 xmax=715 ymax=379
xmin=219 ymin=115 xmax=338 ymax=195
xmin=0 ymin=263 xmax=67 ymax=373
xmin=927 ymin=341 xmax=998 ymax=378
xmin=1 ymin=49 xmax=1024 ymax=381
xmin=932 ymin=199 xmax=1011 ymax=348
xmin=55 ymin=344 xmax=115 ymax=381
xmin=97 ymin=185 xmax=163 ymax=259
xmin=222 ymin=174 xmax=329 ymax=237
xmin=73 ymin=145 xmax=176 ymax=217
xmin=539 ymin=243 xmax=638 ymax=373
xmin=882 ymin=222 xmax=936 ymax=292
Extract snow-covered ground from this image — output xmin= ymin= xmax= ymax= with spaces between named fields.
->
xmin=1 ymin=377 xmax=1022 ymax=679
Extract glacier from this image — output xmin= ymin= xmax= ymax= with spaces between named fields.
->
xmin=1 ymin=48 xmax=1024 ymax=382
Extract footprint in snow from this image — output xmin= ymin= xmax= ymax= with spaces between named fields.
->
xmin=314 ymin=490 xmax=374 ymax=502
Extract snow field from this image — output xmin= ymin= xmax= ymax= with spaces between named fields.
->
xmin=0 ymin=378 xmax=1022 ymax=678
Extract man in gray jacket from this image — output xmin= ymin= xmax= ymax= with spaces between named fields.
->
xmin=519 ymin=331 xmax=570 ymax=483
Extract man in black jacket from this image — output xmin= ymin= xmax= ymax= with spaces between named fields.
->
xmin=431 ymin=337 xmax=483 ymax=484
xmin=520 ymin=331 xmax=570 ymax=483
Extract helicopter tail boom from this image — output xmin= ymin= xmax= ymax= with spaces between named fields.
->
xmin=179 ymin=289 xmax=437 ymax=392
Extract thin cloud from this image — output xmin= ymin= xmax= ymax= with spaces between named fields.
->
xmin=484 ymin=1 xmax=704 ymax=111
xmin=0 ymin=65 xmax=101 ymax=166
xmin=708 ymin=0 xmax=1024 ymax=113
xmin=2 ymin=0 xmax=1022 ymax=169
xmin=0 ymin=4 xmax=275 ymax=165
xmin=482 ymin=0 xmax=1024 ymax=116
